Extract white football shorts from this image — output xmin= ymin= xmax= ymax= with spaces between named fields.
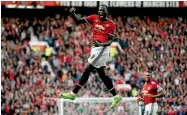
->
xmin=144 ymin=102 xmax=158 ymax=115
xmin=88 ymin=46 xmax=110 ymax=68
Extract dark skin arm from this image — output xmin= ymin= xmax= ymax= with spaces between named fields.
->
xmin=93 ymin=34 xmax=115 ymax=47
xmin=137 ymin=91 xmax=165 ymax=103
xmin=70 ymin=7 xmax=87 ymax=24
xmin=146 ymin=90 xmax=165 ymax=98
xmin=137 ymin=88 xmax=165 ymax=103
xmin=70 ymin=7 xmax=115 ymax=47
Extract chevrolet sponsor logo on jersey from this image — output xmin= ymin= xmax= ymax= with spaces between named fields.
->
xmin=95 ymin=24 xmax=105 ymax=31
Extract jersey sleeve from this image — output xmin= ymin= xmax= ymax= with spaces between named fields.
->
xmin=108 ymin=22 xmax=116 ymax=36
xmin=157 ymin=84 xmax=163 ymax=92
xmin=84 ymin=14 xmax=97 ymax=24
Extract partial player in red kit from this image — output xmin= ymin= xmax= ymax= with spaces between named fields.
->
xmin=84 ymin=14 xmax=116 ymax=43
xmin=137 ymin=72 xmax=165 ymax=115
xmin=59 ymin=5 xmax=122 ymax=109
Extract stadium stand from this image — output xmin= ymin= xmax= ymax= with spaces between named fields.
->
xmin=1 ymin=3 xmax=187 ymax=115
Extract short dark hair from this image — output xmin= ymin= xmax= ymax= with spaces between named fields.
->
xmin=99 ymin=5 xmax=109 ymax=12
xmin=147 ymin=71 xmax=153 ymax=76
xmin=100 ymin=5 xmax=108 ymax=9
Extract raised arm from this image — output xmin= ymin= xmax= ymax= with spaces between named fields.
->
xmin=70 ymin=7 xmax=87 ymax=24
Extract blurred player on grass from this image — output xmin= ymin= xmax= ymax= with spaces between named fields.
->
xmin=59 ymin=5 xmax=122 ymax=109
xmin=137 ymin=72 xmax=165 ymax=115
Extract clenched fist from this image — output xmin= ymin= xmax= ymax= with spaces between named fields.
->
xmin=70 ymin=7 xmax=76 ymax=14
xmin=136 ymin=97 xmax=144 ymax=103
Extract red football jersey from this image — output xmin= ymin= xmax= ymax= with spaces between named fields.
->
xmin=142 ymin=81 xmax=163 ymax=105
xmin=85 ymin=14 xmax=116 ymax=43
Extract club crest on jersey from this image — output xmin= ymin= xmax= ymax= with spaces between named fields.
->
xmin=95 ymin=24 xmax=105 ymax=31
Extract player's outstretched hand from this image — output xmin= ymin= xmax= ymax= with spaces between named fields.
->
xmin=70 ymin=7 xmax=76 ymax=14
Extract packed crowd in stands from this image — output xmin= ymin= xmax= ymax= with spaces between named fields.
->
xmin=1 ymin=13 xmax=187 ymax=115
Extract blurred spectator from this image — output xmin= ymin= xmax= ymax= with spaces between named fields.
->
xmin=1 ymin=14 xmax=187 ymax=115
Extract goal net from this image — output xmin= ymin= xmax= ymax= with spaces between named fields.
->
xmin=43 ymin=97 xmax=141 ymax=115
